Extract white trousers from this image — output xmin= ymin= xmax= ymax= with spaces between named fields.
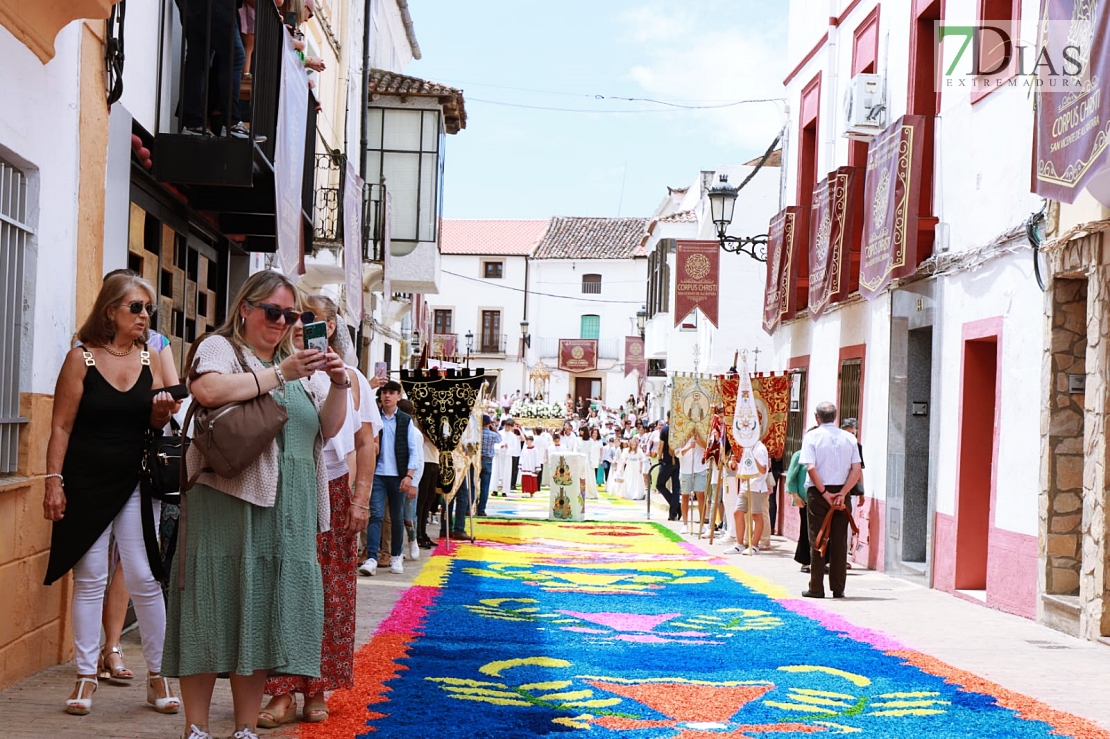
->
xmin=71 ymin=489 xmax=165 ymax=676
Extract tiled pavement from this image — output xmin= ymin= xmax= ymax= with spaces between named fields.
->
xmin=3 ymin=488 xmax=1108 ymax=737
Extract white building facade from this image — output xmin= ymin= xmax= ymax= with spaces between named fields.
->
xmin=525 ymin=217 xmax=650 ymax=409
xmin=769 ymin=0 xmax=1045 ymax=621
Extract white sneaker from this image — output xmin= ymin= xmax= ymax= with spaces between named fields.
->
xmin=390 ymin=556 xmax=404 ymax=574
xmin=409 ymin=540 xmax=420 ymax=561
xmin=358 ymin=558 xmax=377 ymax=576
xmin=741 ymin=547 xmax=754 ymax=556
xmin=679 ymin=525 xmax=689 ymax=535
xmin=729 ymin=545 xmax=742 ymax=554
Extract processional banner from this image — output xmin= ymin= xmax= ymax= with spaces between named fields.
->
xmin=669 ymin=373 xmax=720 ymax=449
xmin=674 ymin=240 xmax=720 ymax=328
xmin=717 ymin=372 xmax=792 ymax=460
xmin=401 ymin=369 xmax=490 ymax=492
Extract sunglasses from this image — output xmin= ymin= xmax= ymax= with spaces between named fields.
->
xmin=250 ymin=301 xmax=315 ymax=325
xmin=120 ymin=301 xmax=155 ymax=316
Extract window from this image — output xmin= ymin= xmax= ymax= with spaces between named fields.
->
xmin=582 ymin=273 xmax=601 ymax=294
xmin=480 ymin=310 xmax=502 ymax=353
xmin=972 ymin=0 xmax=1021 ymax=104
xmin=0 ymin=158 xmax=29 ymax=474
xmin=580 ymin=314 xmax=600 ymax=340
xmin=365 ymin=108 xmax=444 ymax=254
xmin=433 ymin=309 xmax=452 ymax=335
xmin=482 ymin=261 xmax=503 ymax=279
xmin=838 ymin=357 xmax=863 ymax=428
xmin=783 ymin=366 xmax=809 ymax=461
xmin=795 ymin=74 xmax=820 ymax=315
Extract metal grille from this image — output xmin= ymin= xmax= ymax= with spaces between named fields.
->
xmin=838 ymin=358 xmax=862 ymax=426
xmin=582 ymin=274 xmax=601 ymax=294
xmin=783 ymin=368 xmax=807 ymax=462
xmin=0 ymin=159 xmax=30 ymax=474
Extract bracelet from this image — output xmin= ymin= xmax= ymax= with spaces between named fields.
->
xmin=45 ymin=473 xmax=64 ymax=487
xmin=252 ymin=370 xmax=262 ymax=397
xmin=274 ymin=364 xmax=286 ymax=390
xmin=351 ymin=501 xmax=370 ymax=511
xmin=331 ymin=378 xmax=351 ymax=389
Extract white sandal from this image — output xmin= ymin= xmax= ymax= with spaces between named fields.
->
xmin=65 ymin=677 xmax=97 ymax=715
xmin=146 ymin=674 xmax=181 ymax=714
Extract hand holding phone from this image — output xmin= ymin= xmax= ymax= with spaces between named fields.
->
xmin=303 ymin=321 xmax=329 ymax=355
xmin=374 ymin=362 xmax=387 ymax=380
xmin=152 ymin=384 xmax=189 ymax=401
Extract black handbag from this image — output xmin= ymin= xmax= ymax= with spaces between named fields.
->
xmin=142 ymin=418 xmax=182 ymax=504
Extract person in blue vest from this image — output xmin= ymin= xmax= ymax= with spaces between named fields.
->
xmin=359 ymin=380 xmax=423 ymax=576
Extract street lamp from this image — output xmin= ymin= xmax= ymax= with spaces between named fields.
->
xmin=519 ymin=319 xmax=531 ymax=348
xmin=465 ymin=330 xmax=474 ymax=368
xmin=635 ymin=306 xmax=646 ymax=339
xmin=707 ymin=174 xmax=767 ymax=262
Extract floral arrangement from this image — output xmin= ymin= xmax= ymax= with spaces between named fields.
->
xmin=509 ymin=400 xmax=566 ymax=419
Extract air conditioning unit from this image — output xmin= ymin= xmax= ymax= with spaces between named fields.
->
xmin=843 ymin=73 xmax=886 ymax=139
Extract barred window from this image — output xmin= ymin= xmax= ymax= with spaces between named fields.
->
xmin=581 ymin=273 xmax=601 ymax=294
xmin=0 ymin=159 xmax=31 ymax=474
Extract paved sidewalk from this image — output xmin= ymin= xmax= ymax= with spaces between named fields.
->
xmin=4 ymin=496 xmax=1108 ymax=737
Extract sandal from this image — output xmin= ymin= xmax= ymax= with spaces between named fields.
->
xmin=303 ymin=693 xmax=329 ymax=723
xmin=65 ymin=677 xmax=97 ymax=715
xmin=98 ymin=645 xmax=134 ymax=680
xmin=147 ymin=674 xmax=180 ymax=714
xmin=257 ymin=693 xmax=297 ymax=728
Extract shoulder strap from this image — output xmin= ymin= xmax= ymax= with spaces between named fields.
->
xmin=82 ymin=349 xmax=95 ymax=366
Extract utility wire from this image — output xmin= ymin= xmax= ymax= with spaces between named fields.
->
xmin=442 ymin=269 xmax=644 ymax=304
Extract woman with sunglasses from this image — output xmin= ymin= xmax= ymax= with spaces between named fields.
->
xmin=163 ymin=271 xmax=348 ymax=739
xmin=258 ymin=294 xmax=380 ymax=728
xmin=43 ymin=272 xmax=181 ymax=717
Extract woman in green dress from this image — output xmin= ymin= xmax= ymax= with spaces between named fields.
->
xmin=164 ymin=271 xmax=349 ymax=739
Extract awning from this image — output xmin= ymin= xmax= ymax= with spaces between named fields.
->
xmin=808 ymin=166 xmax=864 ymax=318
xmin=859 ymin=115 xmax=927 ymax=300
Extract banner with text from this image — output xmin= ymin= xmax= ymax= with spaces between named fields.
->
xmin=809 ymin=166 xmax=864 ymax=318
xmin=859 ymin=115 xmax=926 ymax=300
xmin=762 ymin=207 xmax=803 ymax=334
xmin=624 ymin=336 xmax=646 ymax=377
xmin=558 ymin=339 xmax=598 ymax=374
xmin=343 ymin=160 xmax=364 ymax=324
xmin=275 ymin=31 xmax=309 ymax=276
xmin=1032 ymin=3 xmax=1110 ymax=203
xmin=674 ymin=240 xmax=720 ymax=328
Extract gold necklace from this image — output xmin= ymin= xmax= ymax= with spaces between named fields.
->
xmin=101 ymin=341 xmax=136 ymax=357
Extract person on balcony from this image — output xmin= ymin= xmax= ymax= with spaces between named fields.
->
xmin=178 ymin=0 xmax=253 ymax=138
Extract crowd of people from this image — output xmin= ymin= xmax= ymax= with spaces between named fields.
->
xmin=40 ymin=268 xmax=867 ymax=738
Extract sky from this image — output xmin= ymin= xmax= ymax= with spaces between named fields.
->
xmin=406 ymin=0 xmax=789 ymax=220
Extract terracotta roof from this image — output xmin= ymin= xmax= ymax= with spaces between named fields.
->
xmin=743 ymin=148 xmax=782 ymax=167
xmin=532 ymin=216 xmax=650 ymax=259
xmin=659 ymin=208 xmax=698 ymax=223
xmin=367 ymin=69 xmax=467 ymax=133
xmin=439 ymin=219 xmax=549 ymax=256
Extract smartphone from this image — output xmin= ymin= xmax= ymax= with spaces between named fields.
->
xmin=153 ymin=384 xmax=189 ymax=401
xmin=374 ymin=361 xmax=387 ymax=380
xmin=303 ymin=321 xmax=329 ymax=354
xmin=284 ymin=11 xmax=298 ymax=27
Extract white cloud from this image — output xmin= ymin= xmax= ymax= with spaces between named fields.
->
xmin=617 ymin=2 xmax=789 ymax=156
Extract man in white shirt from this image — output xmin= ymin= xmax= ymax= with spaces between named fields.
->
xmin=799 ymin=401 xmax=862 ymax=599
xmin=676 ymin=437 xmax=710 ymax=535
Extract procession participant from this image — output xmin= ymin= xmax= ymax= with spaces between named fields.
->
xmin=731 ymin=438 xmax=770 ymax=555
xmin=676 ymin=436 xmax=709 ymax=535
xmin=518 ymin=432 xmax=541 ymax=497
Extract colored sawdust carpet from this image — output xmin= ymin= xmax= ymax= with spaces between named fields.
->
xmin=298 ymin=520 xmax=1108 ymax=739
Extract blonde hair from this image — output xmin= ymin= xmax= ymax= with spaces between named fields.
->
xmin=187 ymin=270 xmax=298 ymax=370
xmin=77 ymin=273 xmax=155 ymax=347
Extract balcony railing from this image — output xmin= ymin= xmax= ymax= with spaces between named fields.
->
xmin=314 ymin=153 xmax=342 ymax=246
xmin=477 ymin=333 xmax=507 ymax=355
xmin=364 ymin=182 xmax=387 ymax=263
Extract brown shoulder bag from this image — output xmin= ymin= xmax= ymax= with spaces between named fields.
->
xmin=180 ymin=341 xmax=289 ymax=491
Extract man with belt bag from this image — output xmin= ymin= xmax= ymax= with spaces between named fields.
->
xmin=799 ymin=402 xmax=861 ymax=599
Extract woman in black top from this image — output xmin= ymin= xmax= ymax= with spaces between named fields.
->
xmin=43 ymin=273 xmax=179 ymax=716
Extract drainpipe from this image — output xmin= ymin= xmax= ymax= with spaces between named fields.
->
xmin=357 ymin=0 xmax=374 ymax=369
xmin=825 ymin=0 xmax=839 ymax=173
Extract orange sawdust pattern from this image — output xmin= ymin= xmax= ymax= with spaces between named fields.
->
xmin=889 ymin=650 xmax=1110 ymax=738
xmin=585 ymin=681 xmax=773 ymax=723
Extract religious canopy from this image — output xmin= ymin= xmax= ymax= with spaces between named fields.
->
xmin=558 ymin=339 xmax=598 ymax=374
xmin=717 ymin=373 xmax=792 ymax=460
xmin=669 ymin=373 xmax=720 ymax=449
xmin=859 ymin=115 xmax=926 ymax=300
xmin=674 ymin=240 xmax=720 ymax=328
xmin=762 ymin=207 xmax=804 ymax=334
xmin=809 ymin=166 xmax=864 ymax=318
xmin=1031 ymin=0 xmax=1110 ymax=203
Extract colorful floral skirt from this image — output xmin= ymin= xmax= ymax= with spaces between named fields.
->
xmin=265 ymin=474 xmax=358 ymax=695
